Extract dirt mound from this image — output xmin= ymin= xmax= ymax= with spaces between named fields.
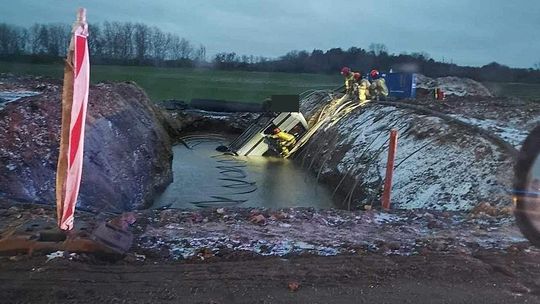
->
xmin=416 ymin=74 xmax=493 ymax=97
xmin=299 ymin=94 xmax=514 ymax=211
xmin=0 ymin=76 xmax=172 ymax=212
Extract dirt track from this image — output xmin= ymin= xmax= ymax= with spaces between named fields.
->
xmin=1 ymin=251 xmax=540 ymax=303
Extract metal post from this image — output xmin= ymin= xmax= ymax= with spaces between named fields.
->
xmin=382 ymin=129 xmax=398 ymax=210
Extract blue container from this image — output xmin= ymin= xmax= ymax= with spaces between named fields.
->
xmin=383 ymin=73 xmax=417 ymax=99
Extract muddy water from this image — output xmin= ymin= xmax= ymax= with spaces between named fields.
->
xmin=153 ymin=135 xmax=335 ymax=209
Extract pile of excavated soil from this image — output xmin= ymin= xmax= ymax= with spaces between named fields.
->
xmin=0 ymin=75 xmax=173 ymax=212
xmin=416 ymin=74 xmax=493 ymax=97
xmin=408 ymin=96 xmax=540 ymax=148
xmin=300 ymin=93 xmax=518 ymax=211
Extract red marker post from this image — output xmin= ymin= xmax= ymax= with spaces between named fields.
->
xmin=56 ymin=8 xmax=90 ymax=230
xmin=382 ymin=129 xmax=398 ymax=210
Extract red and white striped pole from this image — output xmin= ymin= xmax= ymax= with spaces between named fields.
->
xmin=56 ymin=8 xmax=90 ymax=230
xmin=382 ymin=129 xmax=398 ymax=210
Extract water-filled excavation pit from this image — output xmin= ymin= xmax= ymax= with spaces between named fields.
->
xmin=154 ymin=134 xmax=335 ymax=209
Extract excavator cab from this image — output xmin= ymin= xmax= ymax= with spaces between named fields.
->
xmin=228 ymin=112 xmax=309 ymax=157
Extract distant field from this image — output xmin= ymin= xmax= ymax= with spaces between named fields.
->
xmin=483 ymin=82 xmax=540 ymax=101
xmin=3 ymin=62 xmax=537 ymax=102
xmin=0 ymin=62 xmax=341 ymax=103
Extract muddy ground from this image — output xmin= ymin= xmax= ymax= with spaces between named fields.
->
xmin=2 ymin=74 xmax=539 ymax=303
xmin=0 ymin=201 xmax=539 ymax=303
xmin=2 ymin=250 xmax=540 ymax=303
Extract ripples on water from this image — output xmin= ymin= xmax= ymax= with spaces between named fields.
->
xmin=154 ymin=134 xmax=335 ymax=209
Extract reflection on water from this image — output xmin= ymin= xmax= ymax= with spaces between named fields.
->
xmin=153 ymin=136 xmax=335 ymax=209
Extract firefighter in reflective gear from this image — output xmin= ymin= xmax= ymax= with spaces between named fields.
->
xmin=269 ymin=127 xmax=296 ymax=157
xmin=353 ymin=72 xmax=371 ymax=103
xmin=369 ymin=69 xmax=388 ymax=100
xmin=341 ymin=67 xmax=355 ymax=95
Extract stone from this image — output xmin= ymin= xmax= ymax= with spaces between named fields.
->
xmin=287 ymin=281 xmax=300 ymax=292
xmin=250 ymin=214 xmax=266 ymax=225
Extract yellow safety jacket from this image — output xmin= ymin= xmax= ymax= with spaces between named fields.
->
xmin=271 ymin=131 xmax=295 ymax=143
xmin=358 ymin=79 xmax=371 ymax=102
xmin=345 ymin=74 xmax=355 ymax=92
xmin=370 ymin=78 xmax=389 ymax=97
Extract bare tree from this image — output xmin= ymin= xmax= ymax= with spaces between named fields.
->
xmin=368 ymin=43 xmax=388 ymax=56
xmin=535 ymin=62 xmax=540 ymax=70
xmin=118 ymin=22 xmax=134 ymax=59
xmin=150 ymin=26 xmax=169 ymax=61
xmin=193 ymin=44 xmax=206 ymax=62
xmin=167 ymin=34 xmax=178 ymax=60
xmin=133 ymin=23 xmax=150 ymax=61
xmin=28 ymin=24 xmax=42 ymax=54
xmin=37 ymin=25 xmax=49 ymax=55
xmin=178 ymin=38 xmax=193 ymax=59
xmin=17 ymin=28 xmax=29 ymax=53
xmin=101 ymin=22 xmax=116 ymax=58
xmin=28 ymin=23 xmax=70 ymax=57
xmin=48 ymin=24 xmax=70 ymax=57
xmin=0 ymin=24 xmax=28 ymax=55
xmin=410 ymin=52 xmax=431 ymax=60
xmin=0 ymin=24 xmax=14 ymax=55
xmin=88 ymin=23 xmax=104 ymax=57
xmin=169 ymin=35 xmax=193 ymax=60
xmin=102 ymin=21 xmax=130 ymax=59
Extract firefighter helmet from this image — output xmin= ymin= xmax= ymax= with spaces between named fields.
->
xmin=370 ymin=69 xmax=380 ymax=79
xmin=341 ymin=67 xmax=351 ymax=76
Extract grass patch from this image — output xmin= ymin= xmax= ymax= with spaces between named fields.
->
xmin=0 ymin=61 xmax=341 ymax=103
xmin=2 ymin=62 xmax=539 ymax=102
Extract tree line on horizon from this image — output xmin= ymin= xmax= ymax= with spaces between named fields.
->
xmin=0 ymin=22 xmax=539 ymax=83
xmin=0 ymin=22 xmax=207 ymax=66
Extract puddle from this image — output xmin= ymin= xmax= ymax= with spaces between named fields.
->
xmin=0 ymin=91 xmax=40 ymax=110
xmin=153 ymin=134 xmax=336 ymax=209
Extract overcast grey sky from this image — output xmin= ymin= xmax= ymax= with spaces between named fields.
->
xmin=1 ymin=0 xmax=538 ymax=68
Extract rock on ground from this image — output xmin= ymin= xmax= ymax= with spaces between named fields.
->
xmin=0 ymin=76 xmax=172 ymax=212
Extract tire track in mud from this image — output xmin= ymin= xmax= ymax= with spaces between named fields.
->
xmin=1 ymin=253 xmax=539 ymax=303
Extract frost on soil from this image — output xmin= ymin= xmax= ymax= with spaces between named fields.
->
xmin=416 ymin=74 xmax=493 ymax=97
xmin=450 ymin=115 xmax=529 ymax=149
xmin=136 ymin=208 xmax=526 ymax=260
xmin=300 ymin=102 xmax=513 ymax=211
